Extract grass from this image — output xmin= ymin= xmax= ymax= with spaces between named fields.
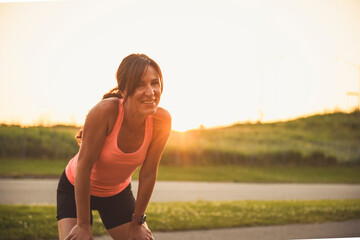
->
xmin=0 ymin=158 xmax=68 ymax=178
xmin=1 ymin=158 xmax=360 ymax=183
xmin=156 ymin=165 xmax=360 ymax=183
xmin=1 ymin=199 xmax=360 ymax=239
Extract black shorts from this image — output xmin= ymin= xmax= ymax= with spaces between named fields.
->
xmin=56 ymin=170 xmax=135 ymax=230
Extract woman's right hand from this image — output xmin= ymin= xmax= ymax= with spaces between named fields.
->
xmin=64 ymin=224 xmax=94 ymax=240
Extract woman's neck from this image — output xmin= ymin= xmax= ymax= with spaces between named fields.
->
xmin=122 ymin=103 xmax=147 ymax=130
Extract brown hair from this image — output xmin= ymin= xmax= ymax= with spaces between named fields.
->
xmin=76 ymin=54 xmax=163 ymax=145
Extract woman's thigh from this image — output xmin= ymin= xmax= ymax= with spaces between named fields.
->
xmin=57 ymin=171 xmax=78 ymax=239
xmin=58 ymin=218 xmax=77 ymax=240
xmin=57 ymin=171 xmax=93 ymax=239
xmin=93 ymin=184 xmax=135 ymax=230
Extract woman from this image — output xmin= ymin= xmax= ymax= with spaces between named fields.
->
xmin=56 ymin=54 xmax=171 ymax=240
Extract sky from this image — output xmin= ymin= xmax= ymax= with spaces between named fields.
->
xmin=0 ymin=0 xmax=359 ymax=131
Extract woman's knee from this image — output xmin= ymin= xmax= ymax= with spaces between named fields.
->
xmin=58 ymin=218 xmax=77 ymax=240
xmin=107 ymin=222 xmax=131 ymax=240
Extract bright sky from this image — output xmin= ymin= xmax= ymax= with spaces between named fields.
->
xmin=0 ymin=0 xmax=359 ymax=131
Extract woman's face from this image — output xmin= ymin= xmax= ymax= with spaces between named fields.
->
xmin=124 ymin=65 xmax=162 ymax=116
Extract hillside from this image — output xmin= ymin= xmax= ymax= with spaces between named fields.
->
xmin=163 ymin=111 xmax=360 ymax=165
xmin=1 ymin=111 xmax=359 ymax=166
xmin=0 ymin=125 xmax=79 ymax=159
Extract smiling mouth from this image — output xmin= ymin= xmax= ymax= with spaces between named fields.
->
xmin=142 ymin=100 xmax=155 ymax=104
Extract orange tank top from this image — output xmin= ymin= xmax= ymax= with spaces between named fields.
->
xmin=65 ymin=99 xmax=153 ymax=197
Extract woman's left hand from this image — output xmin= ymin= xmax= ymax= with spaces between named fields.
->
xmin=127 ymin=222 xmax=154 ymax=240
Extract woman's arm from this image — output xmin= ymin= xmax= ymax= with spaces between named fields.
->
xmin=65 ymin=100 xmax=117 ymax=240
xmin=129 ymin=108 xmax=172 ymax=236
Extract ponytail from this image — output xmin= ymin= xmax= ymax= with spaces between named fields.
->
xmin=75 ymin=127 xmax=83 ymax=146
xmin=102 ymin=87 xmax=122 ymax=100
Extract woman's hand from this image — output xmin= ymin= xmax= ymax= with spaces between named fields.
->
xmin=128 ymin=222 xmax=154 ymax=240
xmin=64 ymin=224 xmax=94 ymax=240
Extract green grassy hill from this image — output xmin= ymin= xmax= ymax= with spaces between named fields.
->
xmin=1 ymin=111 xmax=359 ymax=166
xmin=163 ymin=111 xmax=360 ymax=166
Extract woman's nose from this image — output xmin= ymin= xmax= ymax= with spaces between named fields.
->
xmin=144 ymin=84 xmax=154 ymax=96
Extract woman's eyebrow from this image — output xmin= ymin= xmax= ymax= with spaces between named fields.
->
xmin=140 ymin=78 xmax=159 ymax=82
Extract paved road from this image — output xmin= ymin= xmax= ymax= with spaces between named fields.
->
xmin=1 ymin=179 xmax=360 ymax=204
xmin=93 ymin=220 xmax=360 ymax=240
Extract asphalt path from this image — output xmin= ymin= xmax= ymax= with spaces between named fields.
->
xmin=1 ymin=179 xmax=360 ymax=204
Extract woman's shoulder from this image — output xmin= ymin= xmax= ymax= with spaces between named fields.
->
xmin=153 ymin=107 xmax=171 ymax=123
xmin=152 ymin=107 xmax=171 ymax=133
xmin=86 ymin=98 xmax=119 ymax=128
xmin=86 ymin=97 xmax=120 ymax=135
xmin=91 ymin=97 xmax=119 ymax=115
